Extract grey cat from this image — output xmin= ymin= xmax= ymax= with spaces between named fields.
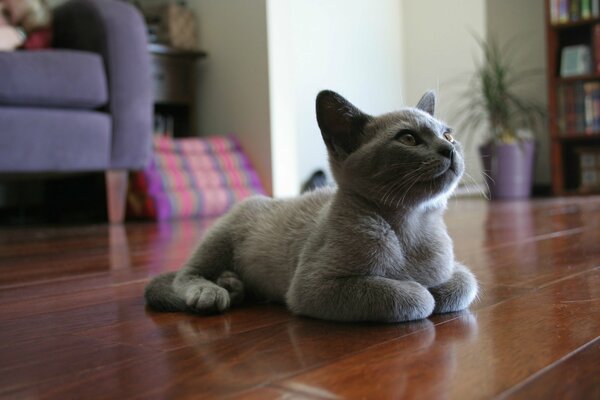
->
xmin=145 ymin=90 xmax=478 ymax=322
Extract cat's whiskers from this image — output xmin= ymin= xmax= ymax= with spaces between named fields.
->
xmin=382 ymin=167 xmax=426 ymax=207
xmin=380 ymin=167 xmax=424 ymax=208
xmin=387 ymin=161 xmax=428 ymax=168
xmin=379 ymin=159 xmax=441 ymax=208
xmin=388 ymin=161 xmax=428 ymax=165
xmin=380 ymin=179 xmax=404 ymax=208
xmin=372 ymin=161 xmax=427 ymax=180
xmin=462 ymin=172 xmax=490 ymax=200
xmin=479 ymin=169 xmax=496 ymax=184
xmin=395 ymin=158 xmax=455 ymax=209
xmin=376 ymin=170 xmax=416 ymax=208
xmin=374 ymin=172 xmax=404 ymax=207
xmin=396 ymin=170 xmax=429 ymax=209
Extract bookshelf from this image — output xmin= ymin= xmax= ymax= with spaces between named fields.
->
xmin=546 ymin=0 xmax=600 ymax=195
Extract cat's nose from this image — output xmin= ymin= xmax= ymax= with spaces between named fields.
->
xmin=438 ymin=146 xmax=454 ymax=160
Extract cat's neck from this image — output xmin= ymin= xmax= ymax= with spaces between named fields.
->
xmin=332 ymin=187 xmax=445 ymax=231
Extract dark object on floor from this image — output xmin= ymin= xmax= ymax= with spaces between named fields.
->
xmin=301 ymin=170 xmax=328 ymax=193
xmin=0 ymin=174 xmax=109 ymax=226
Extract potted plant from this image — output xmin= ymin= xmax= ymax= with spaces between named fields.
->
xmin=456 ymin=36 xmax=545 ymax=199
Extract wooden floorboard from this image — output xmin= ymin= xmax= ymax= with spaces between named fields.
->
xmin=501 ymin=337 xmax=600 ymax=399
xmin=271 ymin=269 xmax=600 ymax=399
xmin=0 ymin=196 xmax=598 ymax=399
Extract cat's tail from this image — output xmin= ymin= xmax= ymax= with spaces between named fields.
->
xmin=144 ymin=272 xmax=187 ymax=312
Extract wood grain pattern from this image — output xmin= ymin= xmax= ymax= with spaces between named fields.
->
xmin=0 ymin=197 xmax=598 ymax=399
xmin=275 ymin=269 xmax=600 ymax=399
xmin=503 ymin=337 xmax=600 ymax=400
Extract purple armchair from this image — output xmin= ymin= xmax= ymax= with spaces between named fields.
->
xmin=0 ymin=0 xmax=152 ymax=223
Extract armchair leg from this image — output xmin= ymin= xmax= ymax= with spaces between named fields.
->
xmin=105 ymin=170 xmax=128 ymax=224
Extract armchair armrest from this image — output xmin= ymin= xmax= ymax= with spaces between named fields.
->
xmin=53 ymin=0 xmax=152 ymax=169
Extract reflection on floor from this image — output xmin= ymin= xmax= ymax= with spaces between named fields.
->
xmin=0 ymin=196 xmax=599 ymax=399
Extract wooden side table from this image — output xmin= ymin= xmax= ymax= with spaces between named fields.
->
xmin=149 ymin=43 xmax=207 ymax=137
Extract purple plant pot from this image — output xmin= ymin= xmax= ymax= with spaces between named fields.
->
xmin=479 ymin=140 xmax=536 ymax=200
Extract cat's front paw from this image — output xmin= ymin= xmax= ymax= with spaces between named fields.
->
xmin=184 ymin=284 xmax=230 ymax=313
xmin=400 ymin=281 xmax=435 ymax=321
xmin=429 ymin=263 xmax=478 ymax=314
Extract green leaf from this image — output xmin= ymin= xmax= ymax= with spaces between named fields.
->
xmin=453 ymin=33 xmax=546 ymax=147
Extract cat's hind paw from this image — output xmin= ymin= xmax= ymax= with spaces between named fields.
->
xmin=184 ymin=283 xmax=230 ymax=313
xmin=216 ymin=270 xmax=245 ymax=305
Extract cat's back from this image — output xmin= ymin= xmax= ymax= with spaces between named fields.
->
xmin=232 ymin=185 xmax=335 ymax=237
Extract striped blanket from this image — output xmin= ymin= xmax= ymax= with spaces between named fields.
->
xmin=128 ymin=135 xmax=265 ymax=220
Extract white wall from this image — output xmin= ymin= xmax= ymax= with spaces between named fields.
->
xmin=267 ymin=0 xmax=405 ymax=197
xmin=189 ymin=0 xmax=273 ymax=194
xmin=401 ymin=0 xmax=549 ymax=188
xmin=401 ymin=0 xmax=487 ymax=187
xmin=486 ymin=0 xmax=549 ymax=185
xmin=188 ymin=0 xmax=548 ymax=196
xmin=182 ymin=0 xmax=406 ymax=197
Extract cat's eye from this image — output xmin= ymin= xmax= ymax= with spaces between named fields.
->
xmin=396 ymin=131 xmax=418 ymax=146
xmin=443 ymin=132 xmax=455 ymax=143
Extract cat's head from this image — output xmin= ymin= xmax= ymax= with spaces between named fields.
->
xmin=316 ymin=90 xmax=464 ymax=210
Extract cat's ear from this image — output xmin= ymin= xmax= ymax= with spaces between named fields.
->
xmin=316 ymin=90 xmax=371 ymax=159
xmin=416 ymin=91 xmax=436 ymax=116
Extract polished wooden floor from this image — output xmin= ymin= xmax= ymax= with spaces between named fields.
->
xmin=0 ymin=197 xmax=599 ymax=399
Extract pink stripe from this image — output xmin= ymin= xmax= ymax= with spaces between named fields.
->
xmin=214 ymin=141 xmax=244 ymax=188
xmin=162 ymin=153 xmax=188 ymax=191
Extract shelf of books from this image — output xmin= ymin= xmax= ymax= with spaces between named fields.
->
xmin=547 ymin=0 xmax=600 ymax=194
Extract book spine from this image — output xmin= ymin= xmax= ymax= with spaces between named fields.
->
xmin=550 ymin=0 xmax=559 ymax=22
xmin=570 ymin=0 xmax=581 ymax=21
xmin=559 ymin=0 xmax=570 ymax=22
xmin=563 ymin=85 xmax=569 ymax=134
xmin=582 ymin=0 xmax=592 ymax=18
xmin=593 ymin=88 xmax=600 ymax=133
xmin=560 ymin=47 xmax=568 ymax=77
xmin=576 ymin=83 xmax=586 ymax=133
xmin=590 ymin=89 xmax=600 ymax=134
xmin=584 ymin=82 xmax=594 ymax=133
xmin=565 ymin=84 xmax=576 ymax=134
xmin=591 ymin=83 xmax=600 ymax=133
xmin=582 ymin=45 xmax=592 ymax=74
xmin=558 ymin=85 xmax=566 ymax=135
xmin=593 ymin=25 xmax=600 ymax=73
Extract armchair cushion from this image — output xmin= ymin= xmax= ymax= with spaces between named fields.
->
xmin=0 ymin=50 xmax=108 ymax=109
xmin=0 ymin=107 xmax=111 ymax=172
